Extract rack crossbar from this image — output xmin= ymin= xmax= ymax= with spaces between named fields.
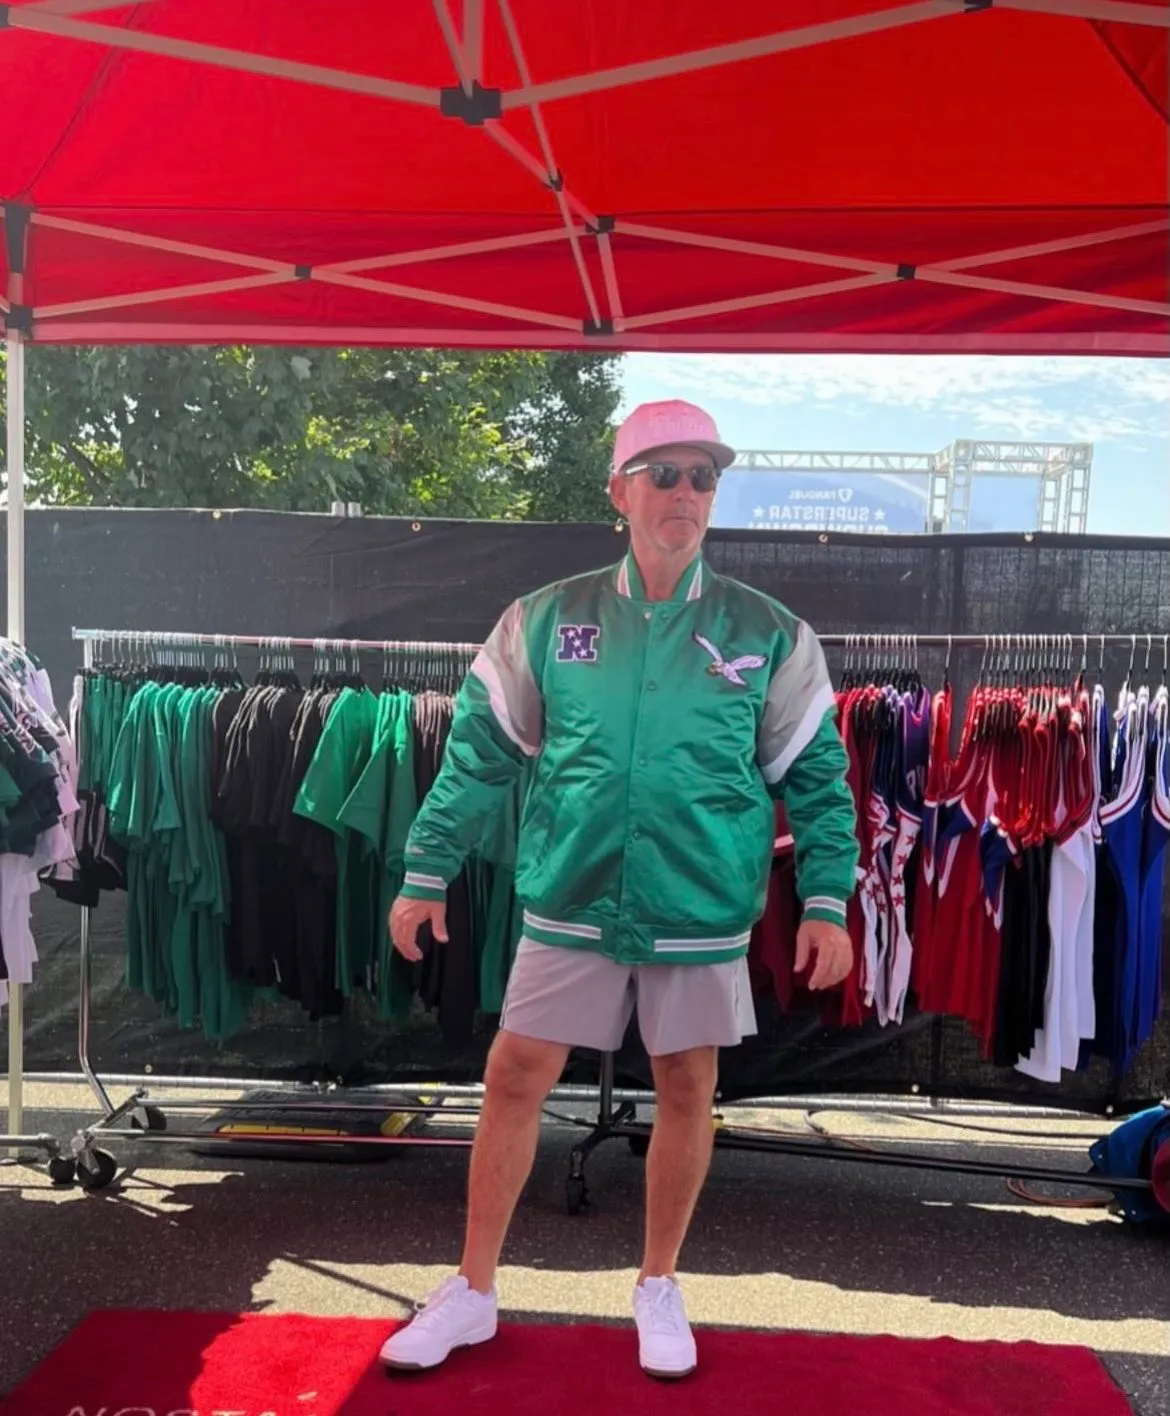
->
xmin=72 ymin=628 xmax=483 ymax=653
xmin=72 ymin=629 xmax=1167 ymax=651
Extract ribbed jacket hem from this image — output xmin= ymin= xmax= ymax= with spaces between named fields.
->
xmin=521 ymin=907 xmax=752 ymax=967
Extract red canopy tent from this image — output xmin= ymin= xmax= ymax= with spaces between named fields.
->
xmin=1 ymin=0 xmax=1167 ymax=1131
xmin=0 ymin=0 xmax=1167 ymax=355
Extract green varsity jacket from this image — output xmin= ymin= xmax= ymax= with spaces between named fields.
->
xmin=400 ymin=552 xmax=859 ymax=966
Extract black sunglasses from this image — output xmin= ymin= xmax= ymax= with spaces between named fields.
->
xmin=623 ymin=461 xmax=721 ymax=493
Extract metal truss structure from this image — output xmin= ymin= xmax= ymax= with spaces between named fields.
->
xmin=730 ymin=440 xmax=1094 ymax=534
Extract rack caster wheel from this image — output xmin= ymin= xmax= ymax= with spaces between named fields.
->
xmin=130 ymin=1105 xmax=167 ymax=1132
xmin=628 ymin=1133 xmax=650 ymax=1158
xmin=566 ymin=1174 xmax=589 ymax=1215
xmin=48 ymin=1156 xmax=77 ymax=1186
xmin=76 ymin=1148 xmax=117 ymax=1191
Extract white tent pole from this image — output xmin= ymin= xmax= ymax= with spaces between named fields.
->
xmin=7 ymin=10 xmax=439 ymax=108
xmin=1003 ymin=0 xmax=1170 ymax=23
xmin=33 ymin=210 xmax=582 ymax=287
xmin=33 ymin=212 xmax=293 ymax=272
xmin=931 ymin=219 xmax=1170 ymax=271
xmin=502 ymin=1 xmax=960 ymax=108
xmin=616 ymin=219 xmax=896 ymax=274
xmin=492 ymin=0 xmax=603 ymax=328
xmin=5 ymin=333 xmax=25 ymax=680
xmin=35 ymin=271 xmax=294 ymax=322
xmin=918 ymin=269 xmax=1170 ymax=319
xmin=617 ymin=273 xmax=892 ymax=332
xmin=597 ymin=232 xmax=625 ymax=322
xmin=22 ymin=0 xmax=163 ymax=15
xmin=433 ymin=0 xmax=473 ymax=95
xmin=22 ymin=322 xmax=1169 ymax=355
xmin=316 ymin=270 xmax=581 ymax=330
xmin=5 ymin=324 xmax=26 ymax=1146
xmin=462 ymin=0 xmax=485 ymax=80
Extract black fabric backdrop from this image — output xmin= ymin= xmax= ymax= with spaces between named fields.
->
xmin=3 ymin=508 xmax=1168 ymax=1113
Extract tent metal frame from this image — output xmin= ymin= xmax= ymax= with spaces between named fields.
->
xmin=9 ymin=210 xmax=1167 ymax=351
xmin=1 ymin=1 xmax=1167 ymax=350
xmin=37 ymin=625 xmax=1161 ymax=1209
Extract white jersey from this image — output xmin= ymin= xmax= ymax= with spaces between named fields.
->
xmin=0 ymin=646 xmax=78 ymax=1014
xmin=1016 ymin=687 xmax=1103 ymax=1083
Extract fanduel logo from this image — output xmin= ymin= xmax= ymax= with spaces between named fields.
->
xmin=787 ymin=486 xmax=854 ymax=503
xmin=555 ymin=624 xmax=600 ymax=663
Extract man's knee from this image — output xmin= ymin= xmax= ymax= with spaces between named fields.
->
xmin=652 ymin=1047 xmax=718 ymax=1114
xmin=484 ymin=1030 xmax=567 ymax=1107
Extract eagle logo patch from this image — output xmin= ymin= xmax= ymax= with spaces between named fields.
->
xmin=693 ymin=632 xmax=767 ymax=687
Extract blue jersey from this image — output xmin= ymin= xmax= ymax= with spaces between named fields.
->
xmin=1098 ymin=690 xmax=1147 ymax=1073
xmin=1136 ymin=689 xmax=1169 ymax=1053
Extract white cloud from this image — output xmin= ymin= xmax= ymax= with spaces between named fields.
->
xmin=621 ymin=354 xmax=1170 ymax=446
xmin=968 ymin=396 xmax=1157 ymax=444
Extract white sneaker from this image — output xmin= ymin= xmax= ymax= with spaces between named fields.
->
xmin=380 ymin=1275 xmax=498 ymax=1371
xmin=633 ymin=1276 xmax=697 ymax=1379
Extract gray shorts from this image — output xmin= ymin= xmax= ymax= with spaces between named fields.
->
xmin=500 ymin=936 xmax=758 ymax=1057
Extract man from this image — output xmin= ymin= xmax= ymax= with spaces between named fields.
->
xmin=382 ymin=398 xmax=859 ymax=1380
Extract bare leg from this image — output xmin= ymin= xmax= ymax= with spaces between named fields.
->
xmin=458 ymin=1030 xmax=570 ymax=1293
xmin=639 ymin=1046 xmax=719 ymax=1282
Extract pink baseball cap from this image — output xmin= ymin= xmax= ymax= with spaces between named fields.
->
xmin=612 ymin=399 xmax=735 ymax=478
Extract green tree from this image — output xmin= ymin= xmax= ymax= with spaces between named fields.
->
xmin=0 ymin=344 xmax=621 ymax=522
xmin=506 ymin=352 xmax=621 ymax=523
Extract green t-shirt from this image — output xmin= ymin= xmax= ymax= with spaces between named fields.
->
xmin=294 ymin=686 xmax=381 ymax=993
xmin=187 ymin=686 xmax=251 ymax=1043
xmin=108 ymin=681 xmax=183 ymax=1011
xmin=338 ymin=690 xmax=418 ymax=1020
xmin=336 ymin=690 xmax=397 ymax=849
xmin=105 ymin=679 xmax=251 ymax=1045
xmin=0 ymin=762 xmax=22 ymax=822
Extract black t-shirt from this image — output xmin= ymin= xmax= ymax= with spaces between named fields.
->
xmin=215 ymin=686 xmax=302 ymax=994
xmin=213 ymin=683 xmax=345 ymax=1019
xmin=277 ymin=689 xmax=340 ymax=878
xmin=210 ymin=687 xmax=248 ymax=978
xmin=412 ymin=691 xmax=477 ymax=1047
xmin=993 ymin=841 xmax=1054 ymax=1067
xmin=277 ymin=687 xmax=344 ymax=1019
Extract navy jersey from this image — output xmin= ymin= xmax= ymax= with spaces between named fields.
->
xmin=1099 ymin=689 xmax=1147 ymax=1073
xmin=1136 ymin=689 xmax=1169 ymax=1052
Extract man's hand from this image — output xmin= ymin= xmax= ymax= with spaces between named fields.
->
xmin=388 ymin=894 xmax=448 ymax=962
xmin=795 ymin=918 xmax=853 ymax=991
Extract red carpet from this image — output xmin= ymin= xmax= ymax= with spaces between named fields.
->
xmin=1 ymin=1309 xmax=1131 ymax=1415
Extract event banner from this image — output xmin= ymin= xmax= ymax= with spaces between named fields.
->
xmin=712 ymin=470 xmax=930 ymax=535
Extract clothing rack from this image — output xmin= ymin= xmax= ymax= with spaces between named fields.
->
xmin=571 ymin=629 xmax=1169 ymax=1215
xmin=55 ymin=627 xmax=487 ymax=1188
xmin=44 ymin=626 xmax=1162 ymax=1212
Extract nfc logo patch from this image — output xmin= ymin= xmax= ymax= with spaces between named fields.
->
xmin=556 ymin=624 xmax=601 ymax=663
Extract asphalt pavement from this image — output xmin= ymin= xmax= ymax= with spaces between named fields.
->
xmin=1 ymin=1082 xmax=1167 ymax=1413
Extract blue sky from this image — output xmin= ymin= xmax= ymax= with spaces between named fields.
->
xmin=618 ymin=355 xmax=1170 ymax=537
